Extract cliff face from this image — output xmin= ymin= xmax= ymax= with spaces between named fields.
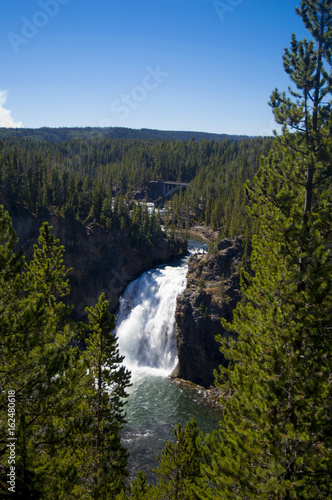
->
xmin=171 ymin=237 xmax=244 ymax=388
xmin=10 ymin=207 xmax=187 ymax=317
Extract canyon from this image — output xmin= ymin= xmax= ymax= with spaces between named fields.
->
xmin=9 ymin=205 xmax=245 ymax=389
xmin=171 ymin=236 xmax=245 ymax=388
xmin=9 ymin=206 xmax=187 ymax=318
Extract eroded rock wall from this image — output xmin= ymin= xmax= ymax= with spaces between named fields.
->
xmin=10 ymin=206 xmax=187 ymax=317
xmin=171 ymin=237 xmax=245 ymax=388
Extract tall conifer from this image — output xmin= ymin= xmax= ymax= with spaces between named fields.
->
xmin=0 ymin=218 xmax=87 ymax=498
xmin=198 ymin=2 xmax=332 ymax=498
xmin=83 ymin=293 xmax=131 ymax=499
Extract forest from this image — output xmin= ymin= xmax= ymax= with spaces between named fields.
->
xmin=0 ymin=126 xmax=248 ymax=143
xmin=0 ymin=0 xmax=331 ymax=498
xmin=0 ymin=134 xmax=273 ymax=244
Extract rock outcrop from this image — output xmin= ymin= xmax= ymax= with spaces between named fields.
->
xmin=9 ymin=206 xmax=187 ymax=317
xmin=171 ymin=237 xmax=245 ymax=388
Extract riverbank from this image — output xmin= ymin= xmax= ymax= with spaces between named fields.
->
xmin=188 ymin=225 xmax=219 ymax=243
xmin=171 ymin=378 xmax=223 ymax=410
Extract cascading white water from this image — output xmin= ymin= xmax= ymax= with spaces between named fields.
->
xmin=115 ymin=260 xmax=188 ymax=379
xmin=116 ymin=240 xmax=214 ymax=481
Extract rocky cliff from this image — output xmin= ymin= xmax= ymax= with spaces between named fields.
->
xmin=9 ymin=207 xmax=187 ymax=317
xmin=171 ymin=237 xmax=245 ymax=388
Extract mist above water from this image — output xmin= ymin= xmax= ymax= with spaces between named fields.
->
xmin=115 ymin=259 xmax=188 ymax=379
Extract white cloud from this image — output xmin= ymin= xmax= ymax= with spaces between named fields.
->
xmin=0 ymin=90 xmax=23 ymax=128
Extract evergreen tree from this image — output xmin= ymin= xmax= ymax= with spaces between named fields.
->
xmin=146 ymin=420 xmax=206 ymax=500
xmin=120 ymin=420 xmax=205 ymax=500
xmin=199 ymin=2 xmax=332 ymax=498
xmin=0 ymin=218 xmax=87 ymax=498
xmin=83 ymin=293 xmax=131 ymax=499
xmin=0 ymin=206 xmax=26 ymax=496
xmin=1 ymin=216 xmax=132 ymax=499
xmin=116 ymin=471 xmax=151 ymax=500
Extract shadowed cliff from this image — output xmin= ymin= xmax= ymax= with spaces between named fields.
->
xmin=171 ymin=237 xmax=246 ymax=388
xmin=9 ymin=206 xmax=187 ymax=317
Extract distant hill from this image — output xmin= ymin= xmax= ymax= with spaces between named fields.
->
xmin=0 ymin=126 xmax=249 ymax=143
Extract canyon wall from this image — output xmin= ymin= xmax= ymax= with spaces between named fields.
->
xmin=171 ymin=237 xmax=245 ymax=388
xmin=10 ymin=207 xmax=187 ymax=317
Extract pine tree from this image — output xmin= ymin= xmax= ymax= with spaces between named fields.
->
xmin=269 ymin=0 xmax=332 ymax=236
xmin=0 ymin=217 xmax=98 ymax=498
xmin=83 ymin=293 xmax=131 ymax=499
xmin=0 ymin=206 xmax=27 ymax=496
xmin=18 ymin=223 xmax=85 ymax=497
xmin=118 ymin=420 xmax=205 ymax=500
xmin=0 ymin=218 xmax=83 ymax=497
xmin=148 ymin=420 xmax=206 ymax=500
xmin=116 ymin=471 xmax=151 ymax=500
xmin=199 ymin=2 xmax=332 ymax=498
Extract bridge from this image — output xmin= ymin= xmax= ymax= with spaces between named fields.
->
xmin=162 ymin=181 xmax=189 ymax=199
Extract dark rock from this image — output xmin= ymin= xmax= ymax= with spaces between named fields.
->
xmin=217 ymin=237 xmax=234 ymax=251
xmin=9 ymin=206 xmax=187 ymax=317
xmin=171 ymin=236 xmax=245 ymax=388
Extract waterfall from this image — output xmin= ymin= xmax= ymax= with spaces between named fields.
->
xmin=115 ymin=260 xmax=188 ymax=380
xmin=116 ymin=240 xmax=211 ymax=481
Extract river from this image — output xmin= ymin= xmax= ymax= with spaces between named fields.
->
xmin=115 ymin=239 xmax=222 ymax=481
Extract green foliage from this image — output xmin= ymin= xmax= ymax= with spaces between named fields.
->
xmin=0 ymin=134 xmax=273 ymax=243
xmin=0 ymin=126 xmax=248 ymax=143
xmin=129 ymin=204 xmax=163 ymax=247
xmin=197 ymin=278 xmax=206 ymax=290
xmin=0 ymin=212 xmax=131 ymax=499
xmin=200 ymin=2 xmax=332 ymax=498
xmin=0 ymin=216 xmax=83 ymax=497
xmin=203 ymin=152 xmax=332 ymax=497
xmin=149 ymin=420 xmax=206 ymax=500
xmin=120 ymin=420 xmax=206 ymax=500
xmin=117 ymin=471 xmax=151 ymax=500
xmin=199 ymin=302 xmax=209 ymax=320
xmin=208 ymin=240 xmax=218 ymax=255
xmin=81 ymin=293 xmax=132 ymax=499
xmin=166 ymin=137 xmax=273 ymax=236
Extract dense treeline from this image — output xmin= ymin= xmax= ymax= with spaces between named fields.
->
xmin=0 ymin=138 xmax=172 ymax=247
xmin=166 ymin=137 xmax=273 ymax=237
xmin=0 ymin=214 xmax=131 ymax=498
xmin=0 ymin=135 xmax=273 ymax=242
xmin=1 ymin=1 xmax=331 ymax=497
xmin=0 ymin=126 xmax=249 ymax=143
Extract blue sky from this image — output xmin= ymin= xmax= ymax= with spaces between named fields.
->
xmin=0 ymin=0 xmax=308 ymax=135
